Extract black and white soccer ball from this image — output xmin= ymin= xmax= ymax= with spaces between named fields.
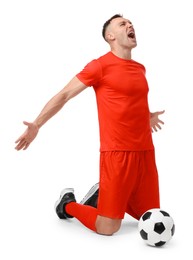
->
xmin=138 ymin=208 xmax=175 ymax=247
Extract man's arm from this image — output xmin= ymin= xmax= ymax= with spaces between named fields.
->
xmin=15 ymin=76 xmax=88 ymax=150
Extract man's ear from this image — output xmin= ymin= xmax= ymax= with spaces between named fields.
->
xmin=106 ymin=33 xmax=115 ymax=42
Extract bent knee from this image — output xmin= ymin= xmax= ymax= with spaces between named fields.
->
xmin=96 ymin=216 xmax=122 ymax=236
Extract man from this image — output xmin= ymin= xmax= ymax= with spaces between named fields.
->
xmin=15 ymin=14 xmax=164 ymax=236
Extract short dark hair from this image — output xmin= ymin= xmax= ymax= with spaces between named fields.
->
xmin=102 ymin=14 xmax=123 ymax=41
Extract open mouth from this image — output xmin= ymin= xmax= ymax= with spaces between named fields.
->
xmin=128 ymin=32 xmax=135 ymax=39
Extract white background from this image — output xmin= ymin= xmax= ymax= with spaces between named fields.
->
xmin=0 ymin=0 xmax=192 ymax=259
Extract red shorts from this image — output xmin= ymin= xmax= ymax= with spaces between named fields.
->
xmin=97 ymin=150 xmax=160 ymax=219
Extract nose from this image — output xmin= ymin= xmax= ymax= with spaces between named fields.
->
xmin=127 ymin=21 xmax=133 ymax=29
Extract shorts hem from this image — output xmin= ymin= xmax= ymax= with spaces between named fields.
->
xmin=97 ymin=211 xmax=124 ymax=220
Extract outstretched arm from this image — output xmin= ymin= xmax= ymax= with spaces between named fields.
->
xmin=15 ymin=76 xmax=87 ymax=150
xmin=150 ymin=110 xmax=165 ymax=132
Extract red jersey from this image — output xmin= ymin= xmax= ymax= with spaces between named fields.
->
xmin=76 ymin=51 xmax=154 ymax=152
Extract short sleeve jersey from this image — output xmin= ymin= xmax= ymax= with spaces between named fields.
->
xmin=76 ymin=51 xmax=154 ymax=152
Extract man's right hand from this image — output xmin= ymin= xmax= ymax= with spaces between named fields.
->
xmin=15 ymin=121 xmax=39 ymax=150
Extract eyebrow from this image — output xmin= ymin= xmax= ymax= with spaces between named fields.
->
xmin=119 ymin=19 xmax=132 ymax=24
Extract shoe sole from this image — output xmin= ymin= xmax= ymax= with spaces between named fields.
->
xmin=54 ymin=188 xmax=74 ymax=210
xmin=80 ymin=183 xmax=99 ymax=204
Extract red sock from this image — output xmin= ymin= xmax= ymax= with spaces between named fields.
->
xmin=66 ymin=202 xmax=97 ymax=232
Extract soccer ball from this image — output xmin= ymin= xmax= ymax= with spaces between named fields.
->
xmin=138 ymin=208 xmax=175 ymax=247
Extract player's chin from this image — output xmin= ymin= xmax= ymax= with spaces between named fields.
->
xmin=131 ymin=41 xmax=137 ymax=48
xmin=129 ymin=40 xmax=137 ymax=49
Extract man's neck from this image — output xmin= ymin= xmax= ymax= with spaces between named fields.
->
xmin=111 ymin=47 xmax=132 ymax=60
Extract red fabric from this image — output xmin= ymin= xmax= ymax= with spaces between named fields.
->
xmin=76 ymin=51 xmax=154 ymax=152
xmin=66 ymin=202 xmax=97 ymax=232
xmin=97 ymin=150 xmax=160 ymax=219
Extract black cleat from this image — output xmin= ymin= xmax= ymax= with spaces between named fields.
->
xmin=80 ymin=183 xmax=99 ymax=208
xmin=55 ymin=188 xmax=76 ymax=219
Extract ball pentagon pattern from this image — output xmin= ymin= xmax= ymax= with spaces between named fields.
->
xmin=138 ymin=208 xmax=175 ymax=247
